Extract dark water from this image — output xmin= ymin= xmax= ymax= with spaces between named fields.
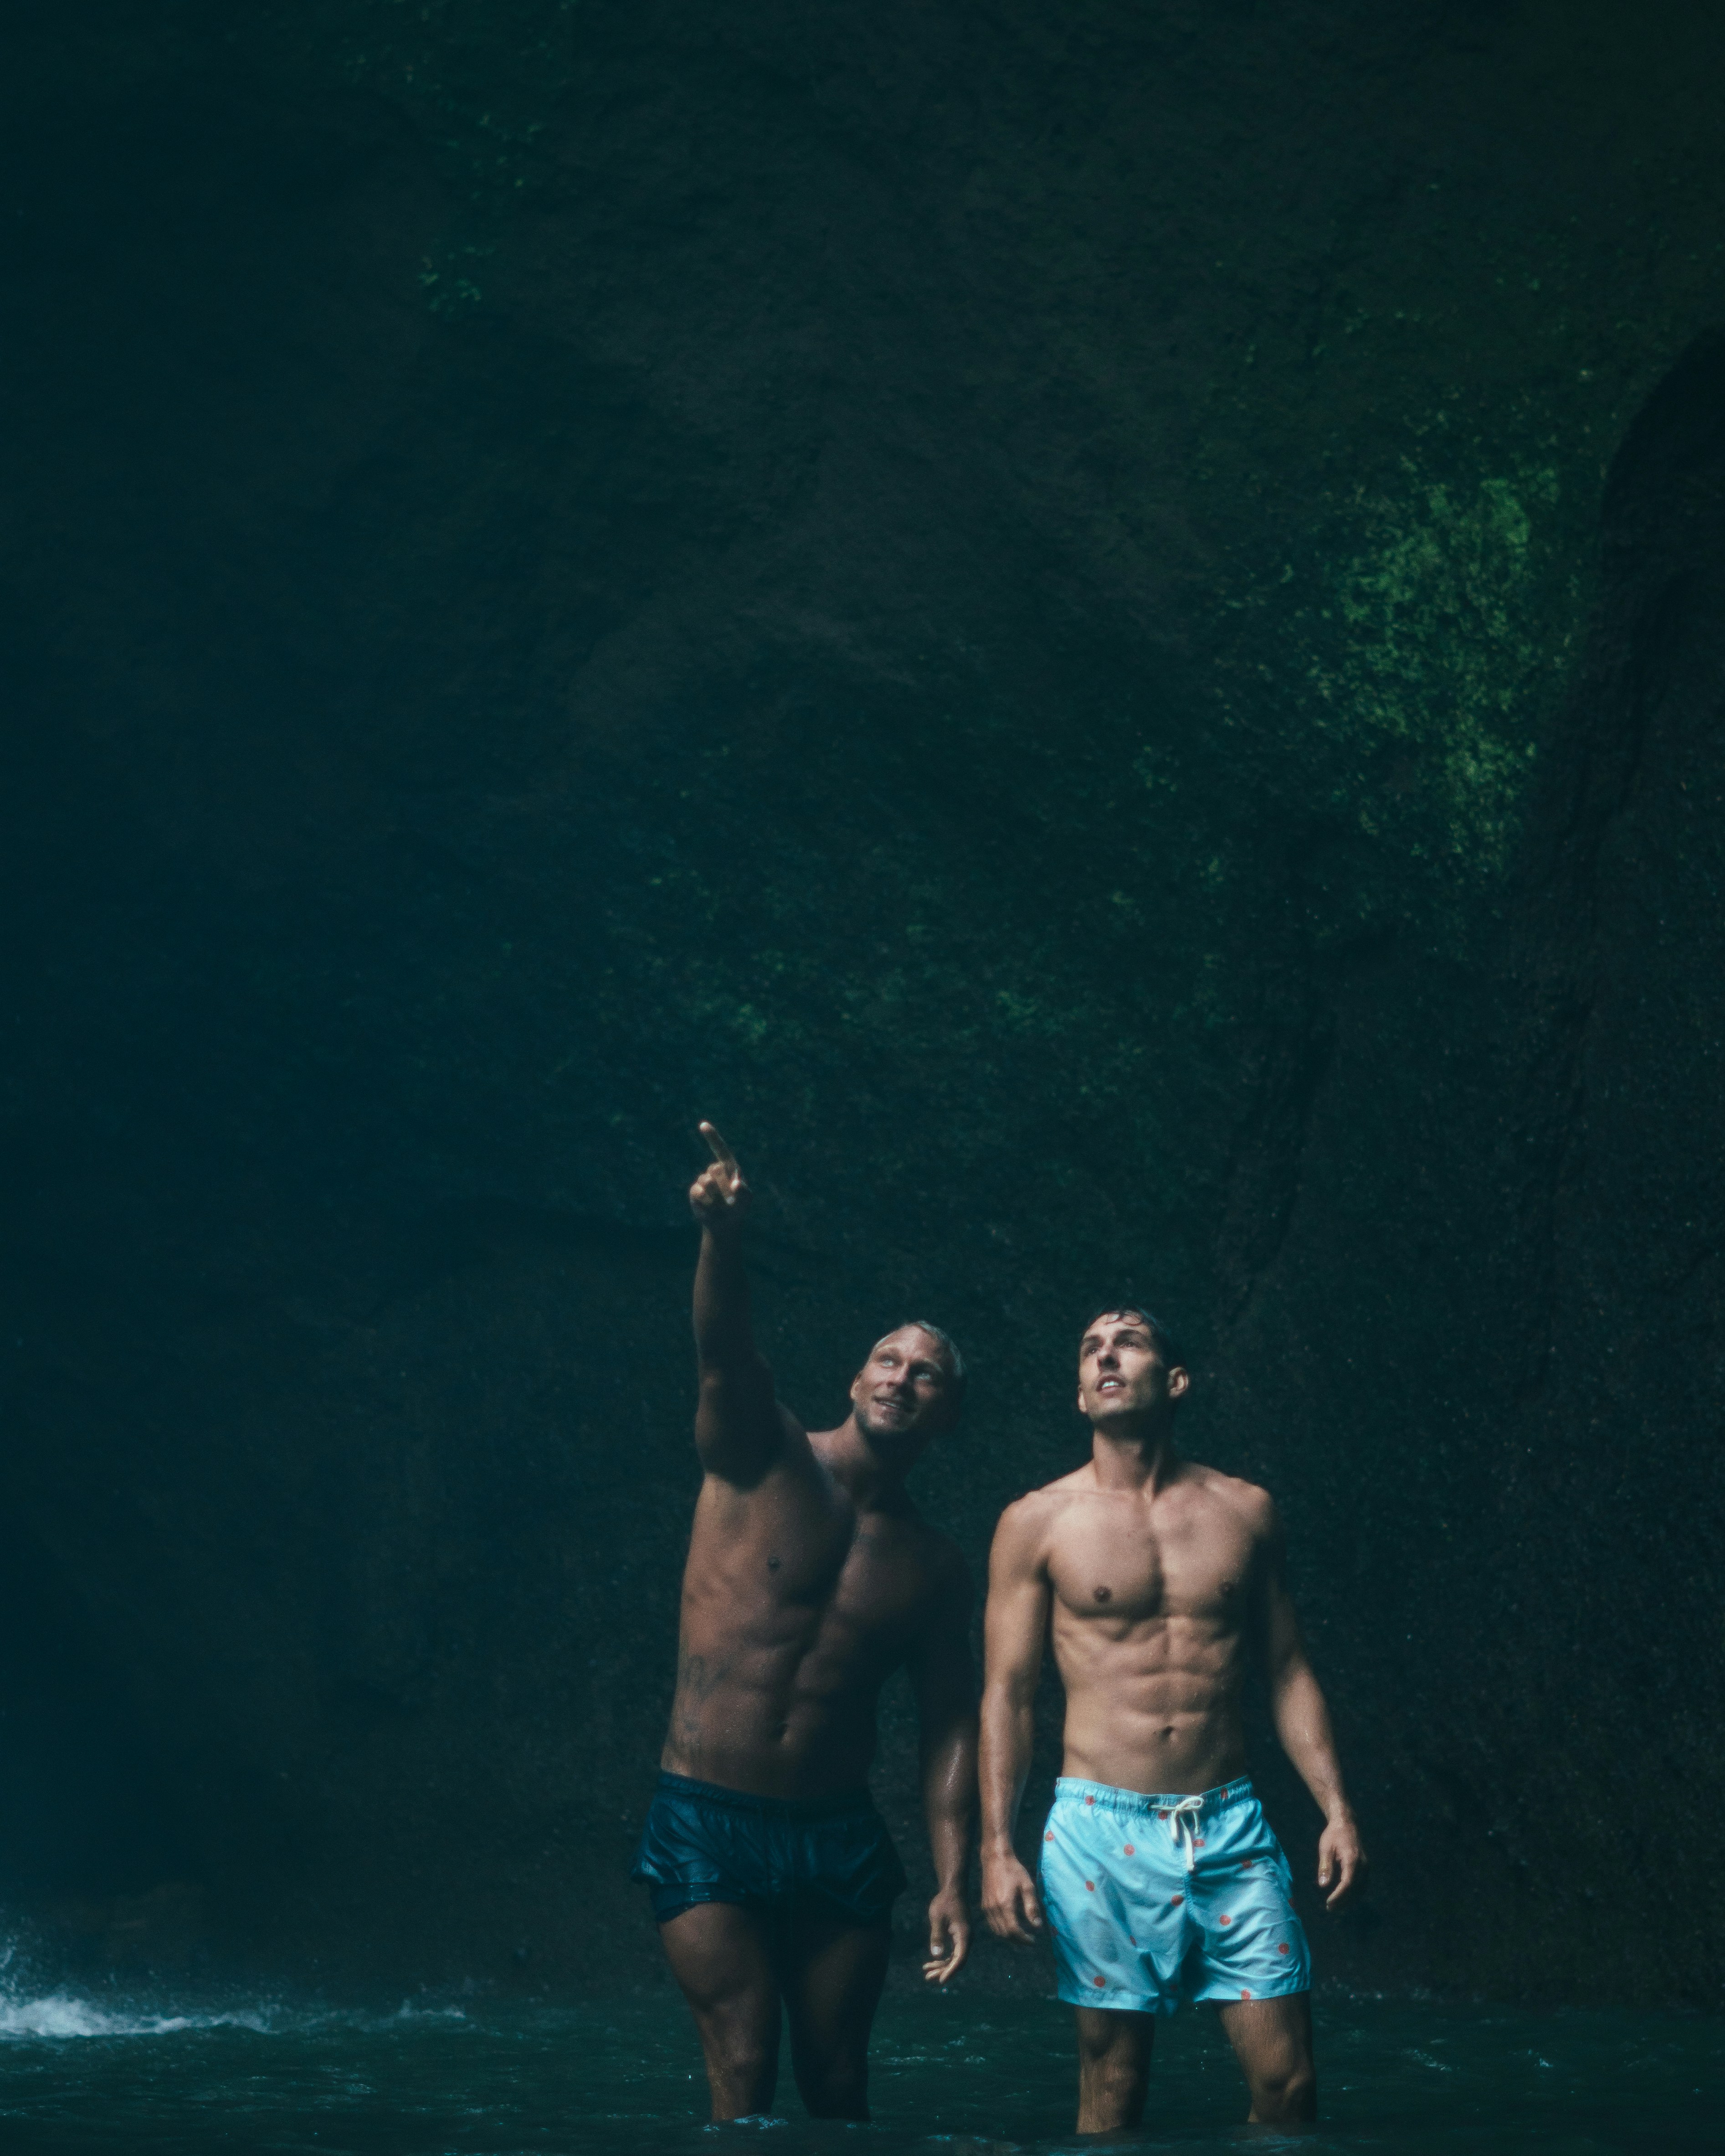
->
xmin=0 ymin=1976 xmax=1715 ymax=2155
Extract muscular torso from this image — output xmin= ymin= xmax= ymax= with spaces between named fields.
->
xmin=1037 ymin=1462 xmax=1271 ymax=1795
xmin=664 ymin=1431 xmax=960 ymax=1798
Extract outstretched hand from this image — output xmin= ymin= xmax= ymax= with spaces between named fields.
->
xmin=689 ymin=1122 xmax=750 ymax=1227
xmin=1317 ymin=1814 xmax=1366 ymax=1910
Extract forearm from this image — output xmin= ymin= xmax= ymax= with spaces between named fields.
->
xmin=921 ymin=1713 xmax=978 ymax=1894
xmin=1272 ymin=1661 xmax=1354 ymax=1823
xmin=978 ymin=1684 xmax=1035 ymax=1855
xmin=693 ymin=1220 xmax=755 ymax=1369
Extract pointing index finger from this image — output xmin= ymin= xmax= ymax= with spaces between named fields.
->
xmin=698 ymin=1122 xmax=739 ymax=1178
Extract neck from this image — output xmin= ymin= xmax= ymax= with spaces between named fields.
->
xmin=820 ymin=1413 xmax=913 ymax=1506
xmin=1088 ymin=1416 xmax=1178 ymax=1492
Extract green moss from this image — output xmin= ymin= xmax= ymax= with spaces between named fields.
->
xmin=1294 ymin=457 xmax=1584 ymax=873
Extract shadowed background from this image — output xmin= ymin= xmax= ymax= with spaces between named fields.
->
xmin=0 ymin=0 xmax=1720 ymax=2005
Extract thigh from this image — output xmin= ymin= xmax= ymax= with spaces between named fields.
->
xmin=779 ymin=1913 xmax=891 ymax=2115
xmin=658 ymin=1902 xmax=782 ymax=2096
xmin=1216 ymin=1992 xmax=1314 ymax=2108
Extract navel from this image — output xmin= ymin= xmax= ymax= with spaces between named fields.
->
xmin=767 ymin=1555 xmax=781 ymax=1571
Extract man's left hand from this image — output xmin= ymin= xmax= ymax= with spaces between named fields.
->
xmin=1317 ymin=1814 xmax=1367 ymax=1910
xmin=923 ymin=1886 xmax=971 ymax=1985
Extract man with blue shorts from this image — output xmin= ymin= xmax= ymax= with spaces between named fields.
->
xmin=979 ymin=1308 xmax=1366 ymax=2130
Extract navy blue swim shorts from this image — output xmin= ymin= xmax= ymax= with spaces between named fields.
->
xmin=629 ymin=1771 xmax=908 ymax=1928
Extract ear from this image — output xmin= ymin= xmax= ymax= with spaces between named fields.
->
xmin=850 ymin=1367 xmax=867 ymax=1403
xmin=1168 ymin=1365 xmax=1191 ymax=1400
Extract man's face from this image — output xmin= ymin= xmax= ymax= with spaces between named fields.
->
xmin=1076 ymin=1312 xmax=1187 ymax=1426
xmin=849 ymin=1326 xmax=959 ymax=1456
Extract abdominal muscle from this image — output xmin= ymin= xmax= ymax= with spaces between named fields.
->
xmin=1053 ymin=1610 xmax=1250 ymax=1797
xmin=661 ymin=1592 xmax=885 ymax=1799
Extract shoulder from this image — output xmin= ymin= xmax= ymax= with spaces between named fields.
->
xmin=1180 ymin=1461 xmax=1279 ymax=1540
xmin=991 ymin=1470 xmax=1087 ymax=1559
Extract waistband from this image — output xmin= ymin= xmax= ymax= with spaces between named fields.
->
xmin=1055 ymin=1775 xmax=1256 ymax=1816
xmin=653 ymin=1771 xmax=879 ymax=1821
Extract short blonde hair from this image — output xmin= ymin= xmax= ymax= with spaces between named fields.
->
xmin=873 ymin=1320 xmax=967 ymax=1413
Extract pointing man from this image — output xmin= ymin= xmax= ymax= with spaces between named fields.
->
xmin=979 ymin=1308 xmax=1365 ymax=2131
xmin=632 ymin=1127 xmax=976 ymax=2121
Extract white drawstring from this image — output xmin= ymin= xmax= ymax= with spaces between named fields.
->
xmin=1164 ymin=1794 xmax=1205 ymax=1872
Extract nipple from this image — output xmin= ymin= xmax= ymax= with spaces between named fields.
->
xmin=1093 ymin=1585 xmax=1112 ymax=1603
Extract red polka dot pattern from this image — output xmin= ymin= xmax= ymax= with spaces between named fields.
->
xmin=1041 ymin=1780 xmax=1308 ymax=2017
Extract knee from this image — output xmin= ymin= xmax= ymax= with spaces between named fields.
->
xmin=1252 ymin=2062 xmax=1317 ymax=2125
xmin=1078 ymin=2033 xmax=1148 ymax=2106
xmin=1077 ymin=2019 xmax=1130 ymax=2067
xmin=708 ymin=2033 xmax=777 ymax=2107
xmin=1076 ymin=2023 xmax=1150 ymax=2134
xmin=722 ymin=2037 xmax=775 ymax=2080
xmin=1087 ymin=2047 xmax=1144 ymax=2090
xmin=1078 ymin=2026 xmax=1142 ymax=2079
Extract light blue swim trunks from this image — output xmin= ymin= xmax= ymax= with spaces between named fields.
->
xmin=1039 ymin=1776 xmax=1311 ymax=2014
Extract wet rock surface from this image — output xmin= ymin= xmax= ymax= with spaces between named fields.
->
xmin=0 ymin=2 xmax=1720 ymax=1998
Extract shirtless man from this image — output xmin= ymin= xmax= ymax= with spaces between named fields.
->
xmin=631 ymin=1126 xmax=976 ymax=2123
xmin=979 ymin=1308 xmax=1365 ymax=2132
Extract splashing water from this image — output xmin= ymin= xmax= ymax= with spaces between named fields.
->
xmin=0 ymin=1940 xmax=467 ymax=2046
xmin=0 ymin=1961 xmax=1713 ymax=2155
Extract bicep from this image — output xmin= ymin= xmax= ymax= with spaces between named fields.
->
xmin=983 ymin=1515 xmax=1051 ymax=1694
xmin=1253 ymin=1506 xmax=1307 ymax=1680
xmin=694 ymin=1371 xmax=802 ymax=1485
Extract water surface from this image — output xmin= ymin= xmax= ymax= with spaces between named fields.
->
xmin=0 ymin=1976 xmax=1713 ymax=2153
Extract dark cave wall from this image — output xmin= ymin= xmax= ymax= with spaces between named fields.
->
xmin=1219 ymin=335 xmax=1725 ymax=2002
xmin=0 ymin=2 xmax=1721 ymax=2000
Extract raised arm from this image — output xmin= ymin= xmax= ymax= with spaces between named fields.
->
xmin=689 ymin=1124 xmax=786 ymax=1485
xmin=978 ymin=1498 xmax=1052 ymax=1943
xmin=1257 ymin=1501 xmax=1366 ymax=1909
xmin=905 ymin=1555 xmax=979 ymax=1986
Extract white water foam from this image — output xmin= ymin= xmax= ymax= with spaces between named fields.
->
xmin=0 ymin=1993 xmax=277 ymax=2040
xmin=0 ymin=1998 xmax=474 ymax=2040
xmin=0 ymin=1935 xmax=481 ymax=2040
xmin=0 ymin=1960 xmax=472 ymax=2043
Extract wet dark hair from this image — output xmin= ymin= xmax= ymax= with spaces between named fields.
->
xmin=871 ymin=1320 xmax=967 ymax=1418
xmin=1081 ymin=1305 xmax=1184 ymax=1372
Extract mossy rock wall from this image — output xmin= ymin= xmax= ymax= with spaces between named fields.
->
xmin=0 ymin=0 xmax=1721 ymax=2001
